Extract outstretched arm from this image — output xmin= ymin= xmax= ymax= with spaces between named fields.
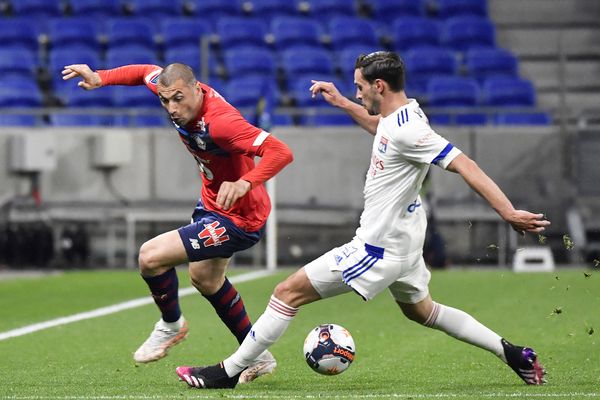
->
xmin=309 ymin=80 xmax=380 ymax=135
xmin=447 ymin=153 xmax=550 ymax=235
xmin=62 ymin=64 xmax=161 ymax=90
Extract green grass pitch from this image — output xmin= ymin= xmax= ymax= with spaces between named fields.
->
xmin=0 ymin=267 xmax=598 ymax=399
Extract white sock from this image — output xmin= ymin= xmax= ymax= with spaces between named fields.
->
xmin=161 ymin=315 xmax=185 ymax=331
xmin=223 ymin=296 xmax=298 ymax=377
xmin=426 ymin=302 xmax=506 ymax=362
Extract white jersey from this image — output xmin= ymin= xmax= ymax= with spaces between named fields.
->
xmin=355 ymin=99 xmax=462 ymax=260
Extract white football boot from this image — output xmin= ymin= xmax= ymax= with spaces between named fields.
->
xmin=133 ymin=317 xmax=188 ymax=363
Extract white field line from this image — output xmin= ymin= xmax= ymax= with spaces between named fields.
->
xmin=1 ymin=393 xmax=599 ymax=399
xmin=0 ymin=269 xmax=276 ymax=342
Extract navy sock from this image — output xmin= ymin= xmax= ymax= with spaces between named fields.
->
xmin=203 ymin=277 xmax=252 ymax=344
xmin=142 ymin=268 xmax=181 ymax=323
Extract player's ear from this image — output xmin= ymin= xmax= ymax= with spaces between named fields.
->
xmin=374 ymin=79 xmax=385 ymax=94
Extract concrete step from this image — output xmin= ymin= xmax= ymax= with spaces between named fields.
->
xmin=490 ymin=0 xmax=600 ymax=26
xmin=519 ymin=60 xmax=600 ymax=90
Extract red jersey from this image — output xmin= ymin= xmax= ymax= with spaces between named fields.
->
xmin=98 ymin=65 xmax=293 ymax=232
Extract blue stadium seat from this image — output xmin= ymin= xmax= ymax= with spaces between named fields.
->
xmin=113 ymin=113 xmax=170 ymax=127
xmin=111 ymin=86 xmax=159 ymax=108
xmin=483 ymin=77 xmax=536 ymax=106
xmin=465 ymin=47 xmax=518 ymax=82
xmin=271 ymin=17 xmax=324 ymax=49
xmin=216 ymin=17 xmax=267 ymax=50
xmin=48 ymin=47 xmax=102 ymax=86
xmin=404 ymin=47 xmax=458 ymax=97
xmin=0 ymin=49 xmax=38 ymax=79
xmin=301 ymin=113 xmax=355 ymax=126
xmin=329 ymin=17 xmax=379 ymax=51
xmin=11 ymin=0 xmax=63 ymax=17
xmin=442 ymin=16 xmax=495 ymax=52
xmin=280 ymin=47 xmax=335 ymax=78
xmin=0 ymin=82 xmax=43 ymax=107
xmin=493 ymin=112 xmax=551 ymax=126
xmin=69 ymin=0 xmax=122 ymax=17
xmin=337 ymin=46 xmax=383 ymax=78
xmin=427 ymin=76 xmax=486 ymax=125
xmin=245 ymin=0 xmax=298 ymax=19
xmin=305 ymin=0 xmax=356 ymax=19
xmin=106 ymin=46 xmax=160 ymax=68
xmin=106 ymin=18 xmax=157 ymax=51
xmin=161 ymin=18 xmax=212 ymax=52
xmin=223 ymin=47 xmax=276 ymax=78
xmin=186 ymin=0 xmax=241 ymax=19
xmin=127 ymin=0 xmax=182 ymax=17
xmin=369 ymin=0 xmax=426 ymax=23
xmin=0 ymin=20 xmax=40 ymax=52
xmin=164 ymin=46 xmax=221 ymax=78
xmin=61 ymin=86 xmax=113 ymax=108
xmin=435 ymin=0 xmax=488 ymax=18
xmin=48 ymin=18 xmax=101 ymax=51
xmin=0 ymin=114 xmax=39 ymax=126
xmin=49 ymin=114 xmax=113 ymax=126
xmin=288 ymin=73 xmax=350 ymax=106
xmin=392 ymin=17 xmax=440 ymax=51
xmin=223 ymin=76 xmax=280 ymax=109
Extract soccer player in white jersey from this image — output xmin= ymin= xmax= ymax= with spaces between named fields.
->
xmin=175 ymin=51 xmax=550 ymax=389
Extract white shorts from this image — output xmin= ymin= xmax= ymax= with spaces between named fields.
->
xmin=304 ymin=237 xmax=431 ymax=303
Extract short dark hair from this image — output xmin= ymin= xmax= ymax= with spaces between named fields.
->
xmin=158 ymin=63 xmax=197 ymax=87
xmin=355 ymin=51 xmax=405 ymax=92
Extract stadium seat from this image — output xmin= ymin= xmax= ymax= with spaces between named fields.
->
xmin=271 ymin=17 xmax=324 ymax=49
xmin=244 ymin=0 xmax=298 ymax=19
xmin=329 ymin=17 xmax=380 ymax=51
xmin=0 ymin=82 xmax=43 ymax=107
xmin=223 ymin=76 xmax=280 ymax=109
xmin=304 ymin=0 xmax=356 ymax=19
xmin=48 ymin=47 xmax=102 ymax=84
xmin=369 ymin=0 xmax=426 ymax=23
xmin=0 ymin=49 xmax=38 ymax=79
xmin=106 ymin=47 xmax=160 ymax=68
xmin=0 ymin=114 xmax=39 ymax=126
xmin=186 ymin=0 xmax=241 ymax=19
xmin=427 ymin=76 xmax=486 ymax=125
xmin=404 ymin=47 xmax=458 ymax=97
xmin=11 ymin=0 xmax=63 ymax=17
xmin=69 ymin=0 xmax=122 ymax=17
xmin=0 ymin=20 xmax=40 ymax=52
xmin=483 ymin=77 xmax=536 ymax=106
xmin=280 ymin=47 xmax=335 ymax=78
xmin=49 ymin=114 xmax=113 ymax=127
xmin=493 ymin=112 xmax=552 ymax=126
xmin=216 ymin=17 xmax=267 ymax=50
xmin=111 ymin=86 xmax=159 ymax=108
xmin=301 ymin=113 xmax=355 ymax=126
xmin=337 ymin=46 xmax=384 ymax=78
xmin=160 ymin=18 xmax=212 ymax=52
xmin=223 ymin=47 xmax=277 ymax=78
xmin=113 ymin=113 xmax=170 ymax=127
xmin=61 ymin=86 xmax=113 ymax=108
xmin=48 ymin=18 xmax=101 ymax=51
xmin=392 ymin=17 xmax=441 ymax=51
xmin=442 ymin=16 xmax=495 ymax=52
xmin=465 ymin=47 xmax=518 ymax=82
xmin=126 ymin=0 xmax=182 ymax=17
xmin=164 ymin=47 xmax=221 ymax=78
xmin=435 ymin=0 xmax=488 ymax=18
xmin=106 ymin=18 xmax=157 ymax=51
xmin=288 ymin=74 xmax=349 ymax=107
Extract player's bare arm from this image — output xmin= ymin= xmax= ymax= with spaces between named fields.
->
xmin=310 ymin=80 xmax=379 ymax=135
xmin=447 ymin=153 xmax=550 ymax=235
xmin=61 ymin=64 xmax=102 ymax=90
xmin=216 ymin=180 xmax=252 ymax=211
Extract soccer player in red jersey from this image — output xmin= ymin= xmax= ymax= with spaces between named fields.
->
xmin=62 ymin=63 xmax=293 ymax=383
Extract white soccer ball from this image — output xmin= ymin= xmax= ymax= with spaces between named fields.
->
xmin=303 ymin=323 xmax=355 ymax=375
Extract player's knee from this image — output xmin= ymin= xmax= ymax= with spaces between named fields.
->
xmin=273 ymin=279 xmax=305 ymax=308
xmin=138 ymin=241 xmax=162 ymax=273
xmin=189 ymin=273 xmax=221 ymax=294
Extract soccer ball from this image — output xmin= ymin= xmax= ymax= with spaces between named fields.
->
xmin=303 ymin=323 xmax=355 ymax=375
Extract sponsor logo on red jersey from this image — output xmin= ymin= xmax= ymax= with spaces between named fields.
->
xmin=198 ymin=221 xmax=230 ymax=247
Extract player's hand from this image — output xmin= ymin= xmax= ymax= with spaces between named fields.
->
xmin=505 ymin=210 xmax=550 ymax=236
xmin=216 ymin=179 xmax=252 ymax=211
xmin=61 ymin=64 xmax=102 ymax=90
xmin=309 ymin=80 xmax=349 ymax=108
